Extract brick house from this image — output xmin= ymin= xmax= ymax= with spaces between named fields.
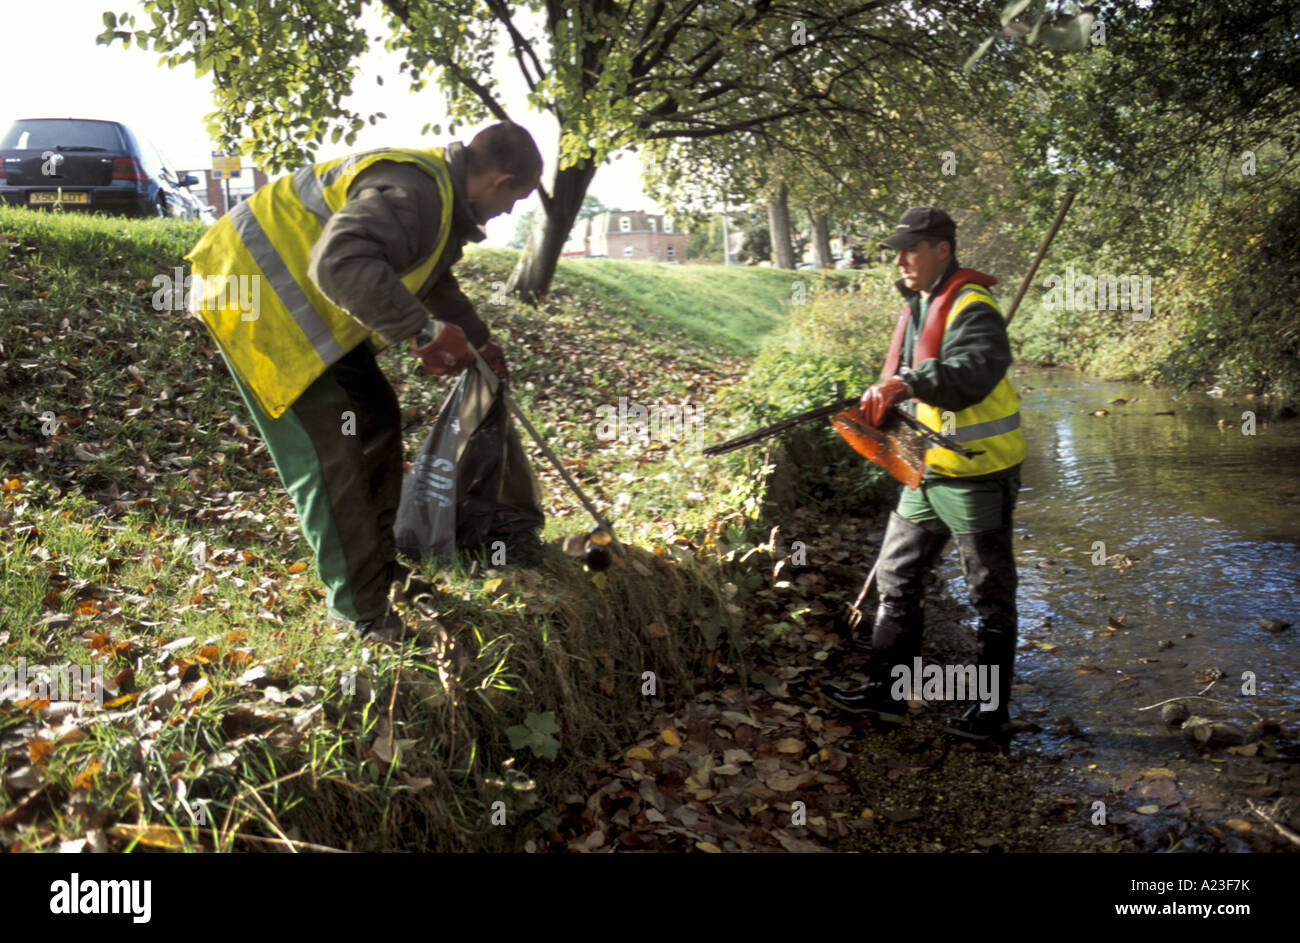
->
xmin=563 ymin=210 xmax=688 ymax=262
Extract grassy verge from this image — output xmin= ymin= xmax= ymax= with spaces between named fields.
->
xmin=0 ymin=208 xmax=881 ymax=851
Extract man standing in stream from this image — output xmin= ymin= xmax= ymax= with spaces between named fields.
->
xmin=822 ymin=206 xmax=1026 ymax=740
xmin=185 ymin=121 xmax=542 ymax=640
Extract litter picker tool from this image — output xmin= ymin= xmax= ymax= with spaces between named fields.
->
xmin=464 ymin=342 xmax=627 ymax=558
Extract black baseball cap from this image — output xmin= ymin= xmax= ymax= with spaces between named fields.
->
xmin=879 ymin=206 xmax=956 ymax=250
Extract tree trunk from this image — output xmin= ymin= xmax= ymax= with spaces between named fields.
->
xmin=767 ymin=180 xmax=795 ymax=269
xmin=507 ymin=158 xmax=598 ymax=301
xmin=809 ymin=208 xmax=833 ymax=269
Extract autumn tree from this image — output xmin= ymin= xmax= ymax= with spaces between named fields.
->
xmin=99 ymin=0 xmax=996 ymax=300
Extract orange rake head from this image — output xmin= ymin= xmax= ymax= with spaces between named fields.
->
xmin=830 ymin=405 xmax=926 ymax=489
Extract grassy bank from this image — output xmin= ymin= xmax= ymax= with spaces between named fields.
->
xmin=0 ymin=208 xmax=884 ymax=852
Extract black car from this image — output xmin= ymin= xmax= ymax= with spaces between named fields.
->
xmin=0 ymin=117 xmax=201 ymax=218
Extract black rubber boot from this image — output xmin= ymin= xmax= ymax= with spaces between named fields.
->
xmin=945 ymin=525 xmax=1018 ymax=740
xmin=825 ymin=512 xmax=947 ymax=721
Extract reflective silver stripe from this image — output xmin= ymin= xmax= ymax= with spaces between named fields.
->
xmin=950 ymin=412 xmax=1021 ymax=443
xmin=320 ymin=148 xmax=449 ymax=192
xmin=228 ymin=201 xmax=345 ymax=365
xmin=294 ymin=165 xmax=330 ymax=222
xmin=319 ymin=148 xmax=390 ymax=188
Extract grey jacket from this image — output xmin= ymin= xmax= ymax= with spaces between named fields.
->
xmin=306 ymin=141 xmax=491 ymax=348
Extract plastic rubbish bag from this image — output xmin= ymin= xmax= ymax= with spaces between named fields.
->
xmin=394 ymin=368 xmax=544 ymax=561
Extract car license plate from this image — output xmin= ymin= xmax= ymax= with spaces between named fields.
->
xmin=29 ymin=191 xmax=89 ymax=205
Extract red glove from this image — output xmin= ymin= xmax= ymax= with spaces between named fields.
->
xmin=480 ymin=341 xmax=508 ymax=379
xmin=859 ymin=376 xmax=910 ymax=427
xmin=412 ymin=323 xmax=474 ymax=375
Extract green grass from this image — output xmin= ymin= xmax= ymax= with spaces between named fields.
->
xmin=550 ymin=256 xmax=796 ymax=354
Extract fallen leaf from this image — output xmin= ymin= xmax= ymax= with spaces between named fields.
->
xmin=660 ymin=727 xmax=681 ymax=746
xmin=27 ymin=738 xmax=54 ymax=767
xmin=763 ymin=769 xmax=815 ymax=792
xmin=71 ymin=758 xmax=102 ymax=791
xmin=626 ymin=746 xmax=654 ymax=761
xmin=1141 ymin=767 xmax=1177 ymax=780
xmin=108 ymin=824 xmax=186 ymax=850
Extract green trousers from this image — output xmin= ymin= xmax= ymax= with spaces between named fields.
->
xmin=221 ymin=344 xmax=403 ymax=622
xmin=895 ymin=475 xmax=1020 ymax=535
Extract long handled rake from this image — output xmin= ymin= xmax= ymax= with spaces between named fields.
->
xmin=466 ymin=345 xmax=627 ymax=558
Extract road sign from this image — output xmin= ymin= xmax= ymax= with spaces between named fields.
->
xmin=211 ymin=152 xmax=242 ymax=179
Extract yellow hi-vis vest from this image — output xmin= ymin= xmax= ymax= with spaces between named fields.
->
xmin=184 ymin=147 xmax=455 ymax=419
xmin=910 ymin=272 xmax=1026 ymax=477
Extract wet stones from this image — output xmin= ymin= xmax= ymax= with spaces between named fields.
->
xmin=1180 ymin=715 xmax=1250 ymax=750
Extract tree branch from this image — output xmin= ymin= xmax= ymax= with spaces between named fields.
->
xmin=484 ymin=0 xmax=546 ymax=93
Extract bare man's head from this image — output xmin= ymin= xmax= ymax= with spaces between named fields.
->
xmin=463 ymin=122 xmax=543 ymax=224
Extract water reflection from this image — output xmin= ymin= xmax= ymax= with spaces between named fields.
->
xmin=935 ymin=367 xmax=1299 ymax=760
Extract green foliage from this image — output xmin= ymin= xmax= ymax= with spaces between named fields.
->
xmin=787 ymin=270 xmax=897 ymax=360
xmin=740 ymin=219 xmax=771 ymax=265
xmin=1153 ymin=184 xmax=1300 ymax=402
xmin=724 ymin=273 xmax=902 ymax=511
xmin=576 ymin=195 xmax=609 ymax=220
xmin=1008 ymin=173 xmax=1300 ymax=405
xmin=506 ymin=711 xmax=561 ymax=761
xmin=686 ymin=215 xmax=725 ymax=263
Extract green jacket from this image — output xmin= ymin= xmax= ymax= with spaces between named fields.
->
xmin=896 ymin=258 xmax=1021 ymax=481
xmin=306 ymin=141 xmax=491 ymax=347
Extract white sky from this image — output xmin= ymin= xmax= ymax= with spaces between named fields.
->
xmin=0 ymin=0 xmax=664 ymax=246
